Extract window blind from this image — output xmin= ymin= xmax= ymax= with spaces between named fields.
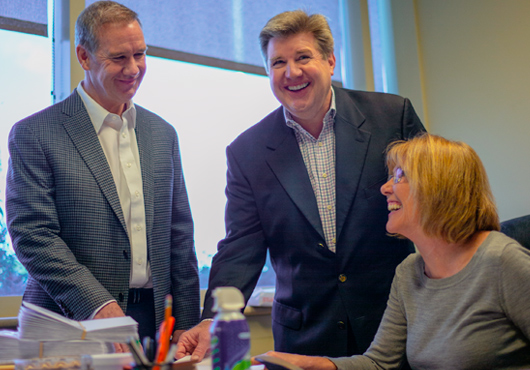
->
xmin=85 ymin=0 xmax=342 ymax=80
xmin=0 ymin=0 xmax=47 ymax=36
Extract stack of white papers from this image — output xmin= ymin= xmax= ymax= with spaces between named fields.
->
xmin=81 ymin=353 xmax=134 ymax=370
xmin=18 ymin=302 xmax=138 ymax=343
xmin=0 ymin=330 xmax=19 ymax=363
xmin=0 ymin=330 xmax=112 ymax=361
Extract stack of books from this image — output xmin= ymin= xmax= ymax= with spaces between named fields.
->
xmin=0 ymin=302 xmax=138 ymax=362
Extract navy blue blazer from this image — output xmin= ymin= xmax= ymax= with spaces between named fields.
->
xmin=6 ymin=91 xmax=200 ymax=331
xmin=203 ymin=87 xmax=425 ymax=356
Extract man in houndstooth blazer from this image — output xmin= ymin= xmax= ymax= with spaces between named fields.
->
xmin=5 ymin=1 xmax=199 ymax=347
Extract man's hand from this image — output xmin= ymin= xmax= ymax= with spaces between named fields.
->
xmin=172 ymin=329 xmax=186 ymax=344
xmin=175 ymin=320 xmax=212 ymax=362
xmin=252 ymin=352 xmax=337 ymax=370
xmin=94 ymin=302 xmax=129 ymax=353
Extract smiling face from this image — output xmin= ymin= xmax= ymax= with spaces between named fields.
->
xmin=77 ymin=20 xmax=147 ymax=115
xmin=266 ymin=32 xmax=335 ymax=128
xmin=380 ymin=167 xmax=421 ymax=239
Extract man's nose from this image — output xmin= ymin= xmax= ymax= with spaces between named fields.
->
xmin=285 ymin=61 xmax=302 ymax=78
xmin=123 ymin=57 xmax=140 ymax=76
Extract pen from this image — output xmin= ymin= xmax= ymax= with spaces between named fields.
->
xmin=143 ymin=336 xmax=155 ymax=363
xmin=155 ymin=295 xmax=175 ymax=367
xmin=165 ymin=295 xmax=172 ymax=323
xmin=164 ymin=343 xmax=178 ymax=363
xmin=127 ymin=336 xmax=149 ymax=367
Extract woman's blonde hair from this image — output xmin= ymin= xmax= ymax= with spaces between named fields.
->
xmin=385 ymin=133 xmax=500 ymax=244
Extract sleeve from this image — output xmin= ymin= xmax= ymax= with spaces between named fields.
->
xmin=201 ymin=144 xmax=268 ymax=319
xmin=402 ymin=98 xmax=426 ymax=139
xmin=328 ymin=268 xmax=408 ymax=370
xmin=499 ymin=241 xmax=530 ymax=340
xmin=169 ymin=131 xmax=201 ymax=330
xmin=6 ymin=121 xmax=114 ymax=320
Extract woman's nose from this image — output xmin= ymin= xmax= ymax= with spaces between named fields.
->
xmin=380 ymin=178 xmax=393 ymax=196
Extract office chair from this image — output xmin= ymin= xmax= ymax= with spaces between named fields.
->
xmin=500 ymin=214 xmax=530 ymax=250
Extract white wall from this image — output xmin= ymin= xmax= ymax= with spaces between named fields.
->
xmin=411 ymin=0 xmax=530 ymax=221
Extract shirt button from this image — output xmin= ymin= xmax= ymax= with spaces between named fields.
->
xmin=136 ymin=258 xmax=143 ymax=265
xmin=318 ymin=142 xmax=323 ymax=147
xmin=135 ymin=191 xmax=140 ymax=198
xmin=136 ymin=225 xmax=142 ymax=231
xmin=338 ymin=274 xmax=347 ymax=283
xmin=322 ymin=173 xmax=327 ymax=178
xmin=327 ymin=205 xmax=332 ymax=210
xmin=122 ymin=133 xmax=126 ymax=138
xmin=127 ymin=163 xmax=132 ymax=168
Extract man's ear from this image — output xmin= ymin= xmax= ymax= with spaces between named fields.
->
xmin=76 ymin=45 xmax=91 ymax=71
xmin=328 ymin=53 xmax=336 ymax=77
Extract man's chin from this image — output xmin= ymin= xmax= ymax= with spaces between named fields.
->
xmin=120 ymin=89 xmax=139 ymax=102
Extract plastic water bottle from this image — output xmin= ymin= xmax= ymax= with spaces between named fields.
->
xmin=210 ymin=287 xmax=251 ymax=370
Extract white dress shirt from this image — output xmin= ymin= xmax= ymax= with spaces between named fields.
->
xmin=77 ymin=82 xmax=151 ymax=289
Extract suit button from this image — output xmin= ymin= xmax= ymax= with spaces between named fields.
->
xmin=337 ymin=321 xmax=346 ymax=330
xmin=338 ymin=274 xmax=347 ymax=283
xmin=123 ymin=250 xmax=129 ymax=260
xmin=119 ymin=293 xmax=124 ymax=302
xmin=64 ymin=307 xmax=73 ymax=318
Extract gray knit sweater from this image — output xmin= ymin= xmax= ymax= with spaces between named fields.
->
xmin=330 ymin=231 xmax=530 ymax=370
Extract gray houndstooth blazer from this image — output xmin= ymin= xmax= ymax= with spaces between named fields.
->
xmin=5 ymin=90 xmax=200 ymax=331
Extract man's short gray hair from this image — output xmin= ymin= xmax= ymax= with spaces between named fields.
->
xmin=75 ymin=1 xmax=141 ymax=54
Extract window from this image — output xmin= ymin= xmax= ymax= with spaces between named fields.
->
xmin=134 ymin=56 xmax=280 ymax=288
xmin=86 ymin=0 xmax=343 ymax=82
xmin=0 ymin=28 xmax=52 ymax=296
xmin=367 ymin=0 xmax=398 ymax=93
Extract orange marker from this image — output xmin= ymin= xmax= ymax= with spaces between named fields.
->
xmin=155 ymin=295 xmax=175 ymax=367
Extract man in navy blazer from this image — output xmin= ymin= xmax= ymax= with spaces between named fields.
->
xmin=6 ymin=1 xmax=199 ymax=350
xmin=177 ymin=10 xmax=424 ymax=360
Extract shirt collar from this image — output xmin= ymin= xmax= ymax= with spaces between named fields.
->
xmin=284 ymin=86 xmax=336 ymax=134
xmin=76 ymin=81 xmax=136 ymax=133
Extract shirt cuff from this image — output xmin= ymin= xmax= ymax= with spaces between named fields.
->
xmin=89 ymin=299 xmax=117 ymax=319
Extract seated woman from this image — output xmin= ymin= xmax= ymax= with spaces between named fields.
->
xmin=260 ymin=134 xmax=530 ymax=369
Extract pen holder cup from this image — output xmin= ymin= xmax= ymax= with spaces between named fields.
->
xmin=132 ymin=363 xmax=172 ymax=370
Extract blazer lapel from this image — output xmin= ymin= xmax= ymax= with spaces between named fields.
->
xmin=61 ymin=91 xmax=128 ymax=233
xmin=135 ymin=109 xmax=154 ymax=244
xmin=265 ymin=110 xmax=325 ymax=240
xmin=334 ymin=89 xmax=371 ymax=240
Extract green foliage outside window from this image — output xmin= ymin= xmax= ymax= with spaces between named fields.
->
xmin=0 ymin=206 xmax=28 ymax=296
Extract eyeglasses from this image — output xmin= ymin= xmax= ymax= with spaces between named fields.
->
xmin=388 ymin=167 xmax=405 ymax=184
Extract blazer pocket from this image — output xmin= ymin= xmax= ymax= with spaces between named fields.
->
xmin=362 ymin=176 xmax=387 ymax=199
xmin=272 ymin=300 xmax=302 ymax=331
